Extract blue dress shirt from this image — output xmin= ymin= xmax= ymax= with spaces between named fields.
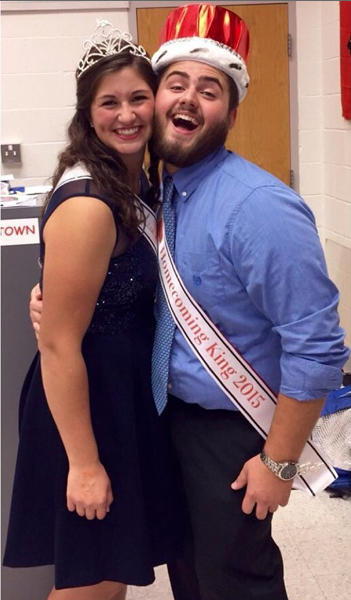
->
xmin=161 ymin=147 xmax=349 ymax=410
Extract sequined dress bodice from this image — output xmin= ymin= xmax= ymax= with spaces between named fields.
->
xmin=40 ymin=175 xmax=158 ymax=335
xmin=87 ymin=236 xmax=157 ymax=335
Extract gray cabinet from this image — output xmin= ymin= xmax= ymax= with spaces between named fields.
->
xmin=1 ymin=206 xmax=53 ymax=599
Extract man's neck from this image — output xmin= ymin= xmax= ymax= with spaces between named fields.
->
xmin=164 ymin=162 xmax=180 ymax=175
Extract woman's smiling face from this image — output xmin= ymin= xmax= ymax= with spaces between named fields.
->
xmin=90 ymin=66 xmax=155 ymax=162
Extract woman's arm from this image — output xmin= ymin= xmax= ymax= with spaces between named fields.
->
xmin=38 ymin=196 xmax=116 ymax=520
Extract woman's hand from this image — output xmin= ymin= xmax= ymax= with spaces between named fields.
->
xmin=29 ymin=283 xmax=42 ymax=340
xmin=67 ymin=460 xmax=114 ymax=520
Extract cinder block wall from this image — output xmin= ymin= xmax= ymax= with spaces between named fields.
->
xmin=321 ymin=2 xmax=351 ymax=353
xmin=296 ymin=0 xmax=351 ymax=355
xmin=1 ymin=5 xmax=129 ymax=187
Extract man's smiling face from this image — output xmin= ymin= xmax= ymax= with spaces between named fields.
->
xmin=153 ymin=61 xmax=236 ymax=171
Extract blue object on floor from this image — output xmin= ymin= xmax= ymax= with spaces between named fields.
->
xmin=327 ymin=467 xmax=351 ymax=497
xmin=321 ymin=384 xmax=351 ymax=417
xmin=322 ymin=382 xmax=351 ymax=498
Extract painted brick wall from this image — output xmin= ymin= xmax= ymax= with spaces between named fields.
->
xmin=296 ymin=1 xmax=324 ymax=228
xmin=321 ymin=2 xmax=351 ymax=354
xmin=1 ymin=7 xmax=129 ymax=187
xmin=296 ymin=0 xmax=351 ymax=355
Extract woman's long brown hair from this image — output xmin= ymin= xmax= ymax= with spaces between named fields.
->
xmin=46 ymin=44 xmax=160 ymax=235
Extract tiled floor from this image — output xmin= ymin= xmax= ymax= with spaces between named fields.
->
xmin=127 ymin=490 xmax=351 ymax=599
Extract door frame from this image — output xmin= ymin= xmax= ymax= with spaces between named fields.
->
xmin=128 ymin=0 xmax=299 ymax=193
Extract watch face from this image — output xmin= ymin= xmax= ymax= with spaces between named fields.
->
xmin=280 ymin=463 xmax=298 ymax=480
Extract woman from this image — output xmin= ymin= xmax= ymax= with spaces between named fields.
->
xmin=3 ymin=22 xmax=182 ymax=600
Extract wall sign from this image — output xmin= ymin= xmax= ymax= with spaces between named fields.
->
xmin=0 ymin=218 xmax=40 ymax=246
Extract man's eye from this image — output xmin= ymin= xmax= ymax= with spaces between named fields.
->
xmin=170 ymin=85 xmax=184 ymax=91
xmin=202 ymin=91 xmax=216 ymax=99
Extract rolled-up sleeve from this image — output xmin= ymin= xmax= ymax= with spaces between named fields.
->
xmin=232 ymin=185 xmax=350 ymax=400
xmin=279 ymin=354 xmax=344 ymax=399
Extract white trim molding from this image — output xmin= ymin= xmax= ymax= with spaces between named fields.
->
xmin=1 ymin=1 xmax=129 ymax=12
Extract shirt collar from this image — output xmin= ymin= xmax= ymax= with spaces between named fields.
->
xmin=162 ymin=146 xmax=228 ymax=202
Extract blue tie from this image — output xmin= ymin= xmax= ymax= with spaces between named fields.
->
xmin=152 ymin=177 xmax=176 ymax=414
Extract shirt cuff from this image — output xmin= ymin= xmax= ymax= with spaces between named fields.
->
xmin=280 ymin=354 xmax=344 ymax=400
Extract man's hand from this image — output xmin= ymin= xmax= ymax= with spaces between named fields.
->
xmin=29 ymin=283 xmax=42 ymax=340
xmin=232 ymin=393 xmax=325 ymax=519
xmin=231 ymin=454 xmax=293 ymax=520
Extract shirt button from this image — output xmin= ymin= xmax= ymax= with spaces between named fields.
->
xmin=167 ymin=383 xmax=172 ymax=390
xmin=193 ymin=275 xmax=202 ymax=286
xmin=181 ymin=191 xmax=187 ymax=197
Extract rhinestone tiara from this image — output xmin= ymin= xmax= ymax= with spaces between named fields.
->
xmin=77 ymin=19 xmax=151 ymax=79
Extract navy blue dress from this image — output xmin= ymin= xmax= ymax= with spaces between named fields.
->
xmin=3 ymin=177 xmax=182 ymax=589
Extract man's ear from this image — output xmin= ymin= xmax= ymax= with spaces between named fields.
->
xmin=229 ymin=108 xmax=238 ymax=129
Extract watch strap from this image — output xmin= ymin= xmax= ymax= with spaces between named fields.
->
xmin=260 ymin=450 xmax=299 ymax=479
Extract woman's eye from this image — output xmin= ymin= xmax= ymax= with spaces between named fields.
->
xmin=133 ymin=95 xmax=147 ymax=102
xmin=102 ymin=100 xmax=116 ymax=106
xmin=170 ymin=85 xmax=183 ymax=91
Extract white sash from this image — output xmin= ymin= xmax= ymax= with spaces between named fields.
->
xmin=158 ymin=216 xmax=337 ymax=496
xmin=135 ymin=200 xmax=157 ymax=256
xmin=55 ymin=164 xmax=157 ymax=254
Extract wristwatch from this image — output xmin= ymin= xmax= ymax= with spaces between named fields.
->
xmin=260 ymin=450 xmax=300 ymax=481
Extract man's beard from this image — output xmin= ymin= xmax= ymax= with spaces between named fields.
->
xmin=153 ymin=113 xmax=230 ymax=168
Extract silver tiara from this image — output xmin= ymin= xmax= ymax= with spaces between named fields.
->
xmin=77 ymin=19 xmax=151 ymax=78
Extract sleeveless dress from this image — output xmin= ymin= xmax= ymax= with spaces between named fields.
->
xmin=3 ymin=173 xmax=182 ymax=589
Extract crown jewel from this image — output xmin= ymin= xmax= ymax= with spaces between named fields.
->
xmin=77 ymin=19 xmax=151 ymax=79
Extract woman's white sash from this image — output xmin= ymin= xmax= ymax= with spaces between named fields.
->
xmin=136 ymin=200 xmax=157 ymax=255
xmin=158 ymin=216 xmax=337 ymax=496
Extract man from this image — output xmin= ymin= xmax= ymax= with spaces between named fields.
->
xmin=148 ymin=4 xmax=349 ymax=600
xmin=30 ymin=4 xmax=349 ymax=600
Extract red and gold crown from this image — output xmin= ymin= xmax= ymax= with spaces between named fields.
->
xmin=151 ymin=4 xmax=250 ymax=103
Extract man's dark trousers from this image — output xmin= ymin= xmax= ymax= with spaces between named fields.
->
xmin=164 ymin=396 xmax=288 ymax=600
